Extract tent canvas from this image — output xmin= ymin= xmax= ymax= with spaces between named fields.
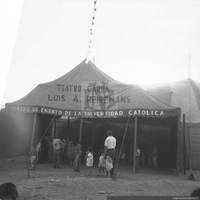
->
xmin=6 ymin=59 xmax=180 ymax=118
xmin=144 ymin=78 xmax=200 ymax=169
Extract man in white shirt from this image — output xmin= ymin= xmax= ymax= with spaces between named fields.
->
xmin=53 ymin=136 xmax=63 ymax=168
xmin=104 ymin=130 xmax=116 ymax=176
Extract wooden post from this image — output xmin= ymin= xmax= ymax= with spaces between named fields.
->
xmin=79 ymin=117 xmax=83 ymax=143
xmin=183 ymin=114 xmax=186 ymax=175
xmin=133 ymin=116 xmax=138 ymax=173
xmin=67 ymin=116 xmax=70 ymax=138
xmin=30 ymin=113 xmax=37 ymax=148
xmin=186 ymin=127 xmax=192 ymax=173
xmin=176 ymin=115 xmax=181 ymax=174
xmin=54 ymin=117 xmax=57 ymax=138
xmin=91 ymin=120 xmax=96 ymax=149
xmin=51 ymin=118 xmax=55 ymax=139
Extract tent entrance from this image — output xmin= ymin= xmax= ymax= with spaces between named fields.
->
xmin=56 ymin=116 xmax=179 ymax=170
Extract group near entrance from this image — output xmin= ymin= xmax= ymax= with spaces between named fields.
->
xmin=1 ymin=58 xmax=200 ymax=177
xmin=29 ymin=127 xmax=159 ymax=177
xmin=29 ymin=126 xmax=158 ymax=178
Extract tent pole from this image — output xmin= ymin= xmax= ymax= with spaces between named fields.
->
xmin=79 ymin=117 xmax=83 ymax=143
xmin=176 ymin=115 xmax=181 ymax=174
xmin=67 ymin=116 xmax=70 ymax=139
xmin=183 ymin=114 xmax=186 ymax=175
xmin=133 ymin=116 xmax=138 ymax=173
xmin=186 ymin=127 xmax=193 ymax=173
xmin=91 ymin=120 xmax=95 ymax=149
xmin=51 ymin=118 xmax=55 ymax=140
xmin=30 ymin=113 xmax=37 ymax=148
xmin=54 ymin=117 xmax=57 ymax=138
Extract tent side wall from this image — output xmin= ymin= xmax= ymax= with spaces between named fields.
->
xmin=0 ymin=109 xmax=54 ymax=159
xmin=0 ymin=109 xmax=34 ymax=159
xmin=185 ymin=123 xmax=200 ymax=170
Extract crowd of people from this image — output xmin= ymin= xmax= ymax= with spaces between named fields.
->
xmin=137 ymin=140 xmax=158 ymax=172
xmin=28 ymin=130 xmax=160 ymax=176
xmin=27 ymin=130 xmax=119 ymax=177
xmin=28 ymin=136 xmax=85 ymax=171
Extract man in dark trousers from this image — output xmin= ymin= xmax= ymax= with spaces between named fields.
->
xmin=104 ymin=130 xmax=116 ymax=177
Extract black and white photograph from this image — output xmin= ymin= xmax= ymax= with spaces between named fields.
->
xmin=0 ymin=0 xmax=200 ymax=199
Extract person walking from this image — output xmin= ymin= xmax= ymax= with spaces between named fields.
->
xmin=104 ymin=130 xmax=116 ymax=177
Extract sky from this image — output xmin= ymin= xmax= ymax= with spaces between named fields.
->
xmin=1 ymin=0 xmax=200 ymax=108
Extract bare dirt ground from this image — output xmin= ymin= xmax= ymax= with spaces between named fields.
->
xmin=0 ymin=157 xmax=200 ymax=200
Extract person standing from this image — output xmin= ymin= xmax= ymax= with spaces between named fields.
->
xmin=38 ymin=136 xmax=49 ymax=164
xmin=104 ymin=130 xmax=116 ymax=177
xmin=147 ymin=140 xmax=153 ymax=168
xmin=69 ymin=143 xmax=76 ymax=165
xmin=73 ymin=142 xmax=82 ymax=172
xmin=105 ymin=155 xmax=113 ymax=177
xmin=136 ymin=146 xmax=140 ymax=172
xmin=153 ymin=144 xmax=158 ymax=169
xmin=85 ymin=147 xmax=94 ymax=176
xmin=29 ymin=140 xmax=39 ymax=170
xmin=53 ymin=136 xmax=63 ymax=168
xmin=97 ymin=150 xmax=105 ymax=177
xmin=61 ymin=139 xmax=67 ymax=165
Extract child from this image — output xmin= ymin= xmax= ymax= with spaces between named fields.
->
xmin=105 ymin=155 xmax=113 ymax=177
xmin=97 ymin=150 xmax=105 ymax=176
xmin=136 ymin=146 xmax=140 ymax=172
xmin=29 ymin=140 xmax=39 ymax=170
xmin=85 ymin=147 xmax=94 ymax=176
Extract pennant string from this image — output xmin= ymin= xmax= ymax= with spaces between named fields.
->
xmin=86 ymin=0 xmax=98 ymax=63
